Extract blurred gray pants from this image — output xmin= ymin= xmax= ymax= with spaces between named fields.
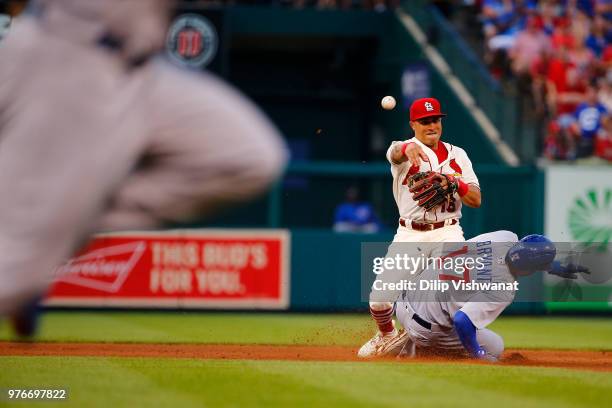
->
xmin=396 ymin=301 xmax=505 ymax=358
xmin=0 ymin=17 xmax=287 ymax=313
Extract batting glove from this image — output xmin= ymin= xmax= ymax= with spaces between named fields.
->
xmin=548 ymin=261 xmax=590 ymax=279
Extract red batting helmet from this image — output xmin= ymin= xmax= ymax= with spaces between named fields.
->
xmin=409 ymin=97 xmax=447 ymax=121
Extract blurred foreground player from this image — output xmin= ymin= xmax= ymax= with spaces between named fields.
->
xmin=0 ymin=0 xmax=287 ymax=335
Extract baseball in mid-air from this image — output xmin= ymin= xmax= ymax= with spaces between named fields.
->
xmin=381 ymin=96 xmax=396 ymax=110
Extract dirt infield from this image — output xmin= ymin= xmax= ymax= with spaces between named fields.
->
xmin=1 ymin=342 xmax=610 ymax=372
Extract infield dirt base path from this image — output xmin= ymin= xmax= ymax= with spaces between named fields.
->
xmin=0 ymin=342 xmax=610 ymax=372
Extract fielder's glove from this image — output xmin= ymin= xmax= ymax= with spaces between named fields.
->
xmin=407 ymin=171 xmax=458 ymax=211
xmin=547 ymin=261 xmax=590 ymax=279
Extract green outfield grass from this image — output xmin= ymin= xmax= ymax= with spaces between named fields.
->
xmin=1 ymin=312 xmax=610 ymax=408
xmin=1 ymin=312 xmax=611 ymax=350
xmin=0 ymin=357 xmax=609 ymax=408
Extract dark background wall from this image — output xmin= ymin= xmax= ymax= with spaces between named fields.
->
xmin=171 ymin=6 xmax=540 ymax=240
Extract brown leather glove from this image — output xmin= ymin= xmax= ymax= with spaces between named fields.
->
xmin=407 ymin=172 xmax=458 ymax=211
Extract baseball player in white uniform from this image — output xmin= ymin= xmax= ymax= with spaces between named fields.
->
xmin=380 ymin=231 xmax=581 ymax=361
xmin=0 ymin=0 xmax=287 ymax=334
xmin=359 ymin=97 xmax=481 ymax=358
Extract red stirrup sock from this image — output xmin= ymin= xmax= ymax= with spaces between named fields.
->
xmin=370 ymin=305 xmax=395 ymax=334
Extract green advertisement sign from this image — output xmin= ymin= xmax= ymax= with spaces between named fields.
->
xmin=545 ymin=166 xmax=612 ymax=312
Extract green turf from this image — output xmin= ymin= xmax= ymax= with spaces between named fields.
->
xmin=0 ymin=357 xmax=609 ymax=408
xmin=0 ymin=312 xmax=373 ymax=346
xmin=489 ymin=317 xmax=612 ymax=350
xmin=1 ymin=313 xmax=610 ymax=407
xmin=1 ymin=312 xmax=611 ymax=350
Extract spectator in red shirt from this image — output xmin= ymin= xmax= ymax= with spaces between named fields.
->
xmin=545 ymin=47 xmax=587 ymax=123
xmin=550 ymin=16 xmax=576 ymax=50
xmin=510 ymin=15 xmax=552 ymax=80
xmin=601 ymin=44 xmax=612 ymax=72
xmin=546 ymin=46 xmax=573 ymax=93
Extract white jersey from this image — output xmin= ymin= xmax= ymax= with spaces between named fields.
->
xmin=399 ymin=230 xmax=518 ymax=329
xmin=386 ymin=137 xmax=479 ymax=223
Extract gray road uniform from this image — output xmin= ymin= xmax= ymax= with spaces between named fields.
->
xmin=395 ymin=231 xmax=518 ymax=358
xmin=0 ymin=0 xmax=287 ymax=313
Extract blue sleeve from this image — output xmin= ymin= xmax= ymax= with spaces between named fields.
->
xmin=453 ymin=311 xmax=483 ymax=357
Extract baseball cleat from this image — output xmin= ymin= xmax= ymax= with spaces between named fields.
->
xmin=357 ymin=328 xmax=409 ymax=358
xmin=10 ymin=296 xmax=42 ymax=339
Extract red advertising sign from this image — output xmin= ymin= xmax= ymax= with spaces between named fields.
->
xmin=45 ymin=229 xmax=290 ymax=309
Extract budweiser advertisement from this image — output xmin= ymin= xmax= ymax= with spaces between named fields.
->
xmin=45 ymin=229 xmax=290 ymax=309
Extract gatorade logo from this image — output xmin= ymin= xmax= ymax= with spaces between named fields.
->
xmin=568 ymin=188 xmax=612 ymax=245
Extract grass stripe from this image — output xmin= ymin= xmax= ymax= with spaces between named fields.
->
xmin=0 ymin=357 xmax=609 ymax=408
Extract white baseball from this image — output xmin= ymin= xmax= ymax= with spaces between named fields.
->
xmin=381 ymin=96 xmax=396 ymax=110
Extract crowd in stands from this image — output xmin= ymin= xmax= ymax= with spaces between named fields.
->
xmin=475 ymin=0 xmax=612 ymax=162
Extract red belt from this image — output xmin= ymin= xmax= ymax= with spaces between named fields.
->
xmin=399 ymin=218 xmax=457 ymax=231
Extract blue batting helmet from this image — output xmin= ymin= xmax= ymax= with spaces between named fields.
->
xmin=506 ymin=234 xmax=556 ymax=275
